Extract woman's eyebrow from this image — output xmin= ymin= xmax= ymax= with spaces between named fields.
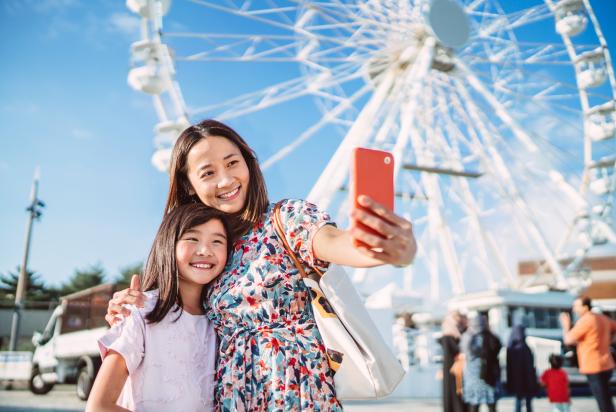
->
xmin=198 ymin=153 xmax=239 ymax=172
xmin=224 ymin=153 xmax=240 ymax=160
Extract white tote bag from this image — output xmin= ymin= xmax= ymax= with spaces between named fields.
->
xmin=273 ymin=202 xmax=405 ymax=400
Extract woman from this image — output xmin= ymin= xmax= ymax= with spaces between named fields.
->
xmin=440 ymin=311 xmax=468 ymax=412
xmin=461 ymin=315 xmax=502 ymax=412
xmin=106 ymin=119 xmax=417 ymax=411
xmin=506 ymin=325 xmax=537 ymax=412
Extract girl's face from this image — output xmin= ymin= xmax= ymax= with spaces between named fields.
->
xmin=176 ymin=219 xmax=228 ymax=287
xmin=185 ymin=136 xmax=250 ymax=214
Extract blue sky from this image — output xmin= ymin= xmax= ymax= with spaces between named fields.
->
xmin=1 ymin=0 xmax=615 ymax=289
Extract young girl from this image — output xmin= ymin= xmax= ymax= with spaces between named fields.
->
xmin=87 ymin=204 xmax=232 ymax=412
xmin=106 ymin=119 xmax=417 ymax=410
xmin=540 ymin=354 xmax=570 ymax=412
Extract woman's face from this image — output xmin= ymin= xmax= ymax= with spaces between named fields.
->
xmin=176 ymin=219 xmax=228 ymax=287
xmin=185 ymin=136 xmax=250 ymax=214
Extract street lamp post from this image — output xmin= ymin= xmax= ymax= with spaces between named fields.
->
xmin=9 ymin=168 xmax=45 ymax=352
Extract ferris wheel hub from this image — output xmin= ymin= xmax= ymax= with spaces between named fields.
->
xmin=427 ymin=0 xmax=470 ymax=49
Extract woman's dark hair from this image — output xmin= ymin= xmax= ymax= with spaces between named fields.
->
xmin=142 ymin=203 xmax=233 ymax=323
xmin=165 ymin=119 xmax=269 ymax=238
xmin=549 ymin=354 xmax=563 ymax=369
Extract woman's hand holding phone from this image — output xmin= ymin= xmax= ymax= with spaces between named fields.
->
xmin=351 ymin=195 xmax=416 ymax=267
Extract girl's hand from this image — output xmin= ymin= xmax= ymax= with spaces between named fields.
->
xmin=104 ymin=275 xmax=146 ymax=326
xmin=350 ymin=195 xmax=417 ymax=267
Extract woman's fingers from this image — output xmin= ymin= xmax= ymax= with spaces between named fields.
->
xmin=352 ymin=227 xmax=389 ymax=250
xmin=353 ymin=195 xmax=417 ymax=266
xmin=107 ymin=302 xmax=130 ymax=318
xmin=351 ymin=208 xmax=397 ymax=238
xmin=130 ymin=274 xmax=140 ymax=290
xmin=356 ymin=245 xmax=391 ymax=260
xmin=104 ymin=314 xmax=116 ymax=326
xmin=105 ymin=285 xmax=147 ymax=327
xmin=104 ymin=313 xmax=123 ymax=327
xmin=358 ymin=195 xmax=411 ymax=229
xmin=111 ymin=288 xmax=145 ymax=307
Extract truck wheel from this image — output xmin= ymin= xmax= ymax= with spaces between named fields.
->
xmin=76 ymin=364 xmax=94 ymax=400
xmin=29 ymin=366 xmax=54 ymax=395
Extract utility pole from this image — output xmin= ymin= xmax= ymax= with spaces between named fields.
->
xmin=9 ymin=168 xmax=45 ymax=351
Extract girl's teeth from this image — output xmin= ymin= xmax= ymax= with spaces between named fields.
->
xmin=192 ymin=263 xmax=213 ymax=269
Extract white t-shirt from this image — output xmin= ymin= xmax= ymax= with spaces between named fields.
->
xmin=98 ymin=290 xmax=216 ymax=412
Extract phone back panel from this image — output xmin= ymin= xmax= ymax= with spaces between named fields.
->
xmin=351 ymin=148 xmax=394 ymax=246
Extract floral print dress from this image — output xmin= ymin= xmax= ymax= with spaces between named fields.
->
xmin=206 ymin=199 xmax=343 ymax=411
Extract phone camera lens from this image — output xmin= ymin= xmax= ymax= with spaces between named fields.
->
xmin=384 ymin=156 xmax=391 ymax=164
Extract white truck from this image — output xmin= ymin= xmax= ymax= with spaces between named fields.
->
xmin=30 ymin=283 xmax=118 ymax=400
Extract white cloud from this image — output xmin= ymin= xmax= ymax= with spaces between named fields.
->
xmin=107 ymin=12 xmax=141 ymax=38
xmin=71 ymin=128 xmax=94 ymax=140
xmin=1 ymin=101 xmax=40 ymax=114
xmin=167 ymin=21 xmax=189 ymax=32
xmin=3 ymin=0 xmax=78 ymax=14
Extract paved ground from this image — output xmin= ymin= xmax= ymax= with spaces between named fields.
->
xmin=0 ymin=384 xmax=601 ymax=411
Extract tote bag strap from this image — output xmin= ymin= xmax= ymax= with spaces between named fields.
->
xmin=272 ymin=200 xmax=324 ymax=279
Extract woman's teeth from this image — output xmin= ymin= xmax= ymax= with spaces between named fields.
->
xmin=218 ymin=186 xmax=239 ymax=199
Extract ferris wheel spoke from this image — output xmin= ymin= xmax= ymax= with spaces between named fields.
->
xmin=403 ymin=82 xmax=466 ymax=295
xmin=432 ymin=124 xmax=501 ymax=289
xmin=472 ymin=3 xmax=552 ymax=39
xmin=188 ymin=0 xmax=364 ymax=48
xmin=189 ymin=60 xmax=363 ymax=119
xmin=453 ymin=77 xmax=571 ymax=288
xmin=464 ymin=40 xmax=599 ymax=66
xmin=434 ymin=87 xmax=516 ymax=287
xmin=260 ymin=81 xmax=372 ymax=170
xmin=167 ymin=32 xmax=377 ymax=62
xmin=456 ymin=61 xmax=540 ymax=152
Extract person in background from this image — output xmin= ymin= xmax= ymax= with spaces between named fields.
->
xmin=439 ymin=310 xmax=468 ymax=412
xmin=461 ymin=314 xmax=502 ymax=412
xmin=506 ymin=325 xmax=538 ymax=412
xmin=393 ymin=312 xmax=415 ymax=370
xmin=540 ymin=354 xmax=570 ymax=412
xmin=560 ymin=296 xmax=616 ymax=412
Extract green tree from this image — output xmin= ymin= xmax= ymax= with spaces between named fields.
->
xmin=60 ymin=263 xmax=106 ymax=295
xmin=115 ymin=262 xmax=143 ymax=289
xmin=0 ymin=266 xmax=59 ymax=302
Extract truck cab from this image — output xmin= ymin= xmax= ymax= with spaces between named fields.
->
xmin=30 ymin=283 xmax=118 ymax=400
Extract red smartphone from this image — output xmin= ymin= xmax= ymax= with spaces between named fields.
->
xmin=350 ymin=147 xmax=394 ymax=249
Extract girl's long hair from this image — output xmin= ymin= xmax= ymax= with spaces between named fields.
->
xmin=165 ymin=119 xmax=269 ymax=238
xmin=142 ymin=203 xmax=232 ymax=323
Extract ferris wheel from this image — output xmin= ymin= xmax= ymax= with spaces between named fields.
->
xmin=126 ymin=0 xmax=616 ymax=301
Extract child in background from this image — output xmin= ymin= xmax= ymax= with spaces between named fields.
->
xmin=86 ymin=204 xmax=232 ymax=412
xmin=540 ymin=354 xmax=571 ymax=412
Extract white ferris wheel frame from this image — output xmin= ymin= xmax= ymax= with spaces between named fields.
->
xmin=126 ymin=0 xmax=616 ymax=299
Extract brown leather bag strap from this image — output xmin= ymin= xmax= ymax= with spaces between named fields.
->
xmin=273 ymin=200 xmax=309 ymax=279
